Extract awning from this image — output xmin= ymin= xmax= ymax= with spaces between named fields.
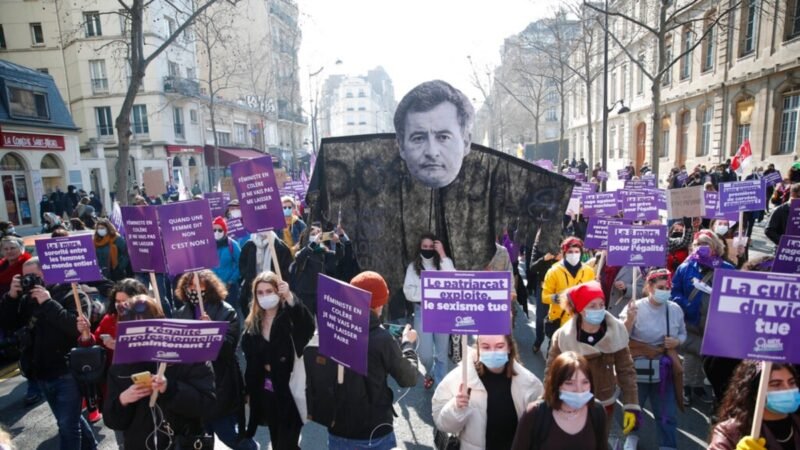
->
xmin=203 ymin=145 xmax=277 ymax=167
xmin=166 ymin=145 xmax=203 ymax=154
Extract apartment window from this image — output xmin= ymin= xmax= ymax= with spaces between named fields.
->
xmin=660 ymin=116 xmax=671 ymax=158
xmin=610 ymin=126 xmax=617 ymax=159
xmin=740 ymin=0 xmax=758 ymax=56
xmin=678 ymin=110 xmax=690 ymax=160
xmin=234 ymin=123 xmax=248 ymax=144
xmin=545 ymin=108 xmax=557 ymax=122
xmin=168 ymin=61 xmax=179 ymax=78
xmin=662 ymin=38 xmax=673 ymax=86
xmin=215 ymin=131 xmax=231 ymax=146
xmin=680 ymin=27 xmax=693 ymax=80
xmin=700 ymin=105 xmax=713 ymax=156
xmin=165 ymin=17 xmax=176 ymax=36
xmin=84 ymin=12 xmax=102 ymax=37
xmin=95 ymin=107 xmax=113 ymax=136
xmin=30 ymin=23 xmax=44 ymax=45
xmin=638 ymin=0 xmax=647 ymax=23
xmin=7 ymin=86 xmax=49 ymax=120
xmin=346 ymin=107 xmax=354 ymax=112
xmin=37 ymin=68 xmax=48 ymax=74
xmin=183 ymin=26 xmax=193 ymax=43
xmin=189 ymin=109 xmax=197 ymax=123
xmin=173 ymin=107 xmax=185 ymax=139
xmin=131 ymin=104 xmax=149 ymax=135
xmin=786 ymin=0 xmax=800 ymax=40
xmin=618 ymin=124 xmax=625 ymax=159
xmin=186 ymin=67 xmax=195 ymax=80
xmin=779 ymin=94 xmax=799 ymax=154
xmin=119 ymin=9 xmax=130 ymax=34
xmin=620 ymin=65 xmax=628 ymax=100
xmin=637 ymin=54 xmax=645 ymax=95
xmin=610 ymin=71 xmax=617 ymax=103
xmin=735 ymin=98 xmax=754 ymax=151
xmin=89 ymin=60 xmax=108 ymax=94
xmin=0 ymin=25 xmax=6 ymax=49
xmin=702 ymin=14 xmax=715 ymax=71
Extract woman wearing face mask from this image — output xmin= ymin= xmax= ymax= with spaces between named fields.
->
xmin=432 ymin=334 xmax=543 ymax=450
xmin=619 ymin=269 xmax=687 ymax=450
xmin=710 ymin=219 xmax=749 ymax=268
xmin=542 ymin=237 xmax=595 ymax=333
xmin=224 ymin=199 xmax=250 ymax=247
xmin=172 ymin=270 xmax=254 ymax=449
xmin=403 ymin=232 xmax=455 ymax=389
xmin=709 ymin=362 xmax=800 ymax=450
xmin=666 ymin=220 xmax=693 ymax=272
xmin=672 ymin=230 xmax=735 ymax=406
xmin=241 ymin=271 xmax=315 ymax=449
xmin=211 ymin=217 xmax=243 ymax=325
xmin=93 ymin=219 xmax=131 ymax=282
xmin=511 ymin=351 xmax=606 ymax=449
xmin=239 ymin=230 xmax=292 ymax=319
xmin=546 ymin=281 xmax=640 ymax=440
xmin=289 ymin=223 xmax=342 ymax=315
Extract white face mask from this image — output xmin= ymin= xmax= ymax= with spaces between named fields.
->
xmin=257 ymin=293 xmax=280 ymax=310
xmin=229 ymin=209 xmax=242 ymax=219
xmin=214 ymin=231 xmax=225 ymax=241
xmin=565 ymin=253 xmax=581 ymax=266
xmin=97 ymin=228 xmax=108 ymax=237
xmin=309 ymin=233 xmax=320 ymax=244
xmin=715 ymin=225 xmax=729 ymax=236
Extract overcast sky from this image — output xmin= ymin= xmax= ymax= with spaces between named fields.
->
xmin=298 ymin=0 xmax=563 ymax=108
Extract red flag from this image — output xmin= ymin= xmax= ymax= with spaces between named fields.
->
xmin=731 ymin=139 xmax=752 ymax=174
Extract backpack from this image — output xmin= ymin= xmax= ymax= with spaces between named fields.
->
xmin=528 ymin=400 xmax=607 ymax=450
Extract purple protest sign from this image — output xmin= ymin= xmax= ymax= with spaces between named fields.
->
xmin=570 ymin=182 xmax=597 ymax=203
xmin=35 ymin=235 xmax=104 ymax=284
xmin=718 ymin=179 xmax=766 ymax=213
xmin=625 ymin=178 xmax=657 ymax=190
xmin=676 ymin=172 xmax=688 ymax=186
xmin=607 ymin=224 xmax=667 ymax=267
xmin=226 ymin=217 xmax=247 ymax=241
xmin=156 ymin=200 xmax=219 ymax=276
xmin=205 ymin=192 xmax=226 ymax=218
xmin=584 ymin=217 xmax=626 ymax=249
xmin=619 ymin=190 xmax=660 ymax=221
xmin=701 ymin=269 xmax=800 ymax=363
xmin=114 ymin=319 xmax=229 ymax=364
xmin=787 ymin=199 xmax=800 ymax=236
xmin=773 ymin=235 xmax=800 ymax=274
xmin=317 ymin=274 xmax=371 ymax=376
xmin=120 ymin=206 xmax=167 ymax=273
xmin=583 ymin=192 xmax=619 ymax=218
xmin=703 ymin=192 xmax=740 ymax=222
xmin=533 ymin=160 xmax=555 ymax=172
xmin=230 ymin=156 xmax=284 ymax=233
xmin=420 ymin=271 xmax=512 ymax=335
xmin=597 ymin=170 xmax=609 ymax=181
xmin=617 ymin=168 xmax=631 ymax=181
xmin=763 ymin=171 xmax=782 ymax=187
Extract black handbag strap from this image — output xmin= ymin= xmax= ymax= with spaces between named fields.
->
xmin=666 ymin=300 xmax=670 ymax=338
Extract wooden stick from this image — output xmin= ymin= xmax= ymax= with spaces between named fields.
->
xmin=148 ymin=272 xmax=162 ymax=314
xmin=337 ymin=364 xmax=344 ymax=384
xmin=631 ymin=268 xmax=638 ymax=303
xmin=461 ymin=334 xmax=468 ymax=395
xmin=193 ymin=272 xmax=206 ymax=317
xmin=72 ymin=283 xmax=90 ymax=341
xmin=149 ymin=362 xmax=167 ymax=407
xmin=267 ymin=232 xmax=283 ymax=281
xmin=750 ymin=361 xmax=772 ymax=439
xmin=738 ymin=210 xmax=745 ymax=240
xmin=595 ymin=252 xmax=605 ymax=281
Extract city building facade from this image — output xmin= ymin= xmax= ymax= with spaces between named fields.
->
xmin=319 ymin=67 xmax=397 ymax=138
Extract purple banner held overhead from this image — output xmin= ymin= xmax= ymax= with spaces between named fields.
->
xmin=718 ymin=179 xmax=766 ymax=213
xmin=584 ymin=217 xmax=626 ymax=249
xmin=317 ymin=274 xmax=371 ymax=376
xmin=120 ymin=206 xmax=167 ymax=273
xmin=230 ymin=155 xmax=285 ymax=233
xmin=226 ymin=218 xmax=247 ymax=241
xmin=156 ymin=200 xmax=219 ymax=276
xmin=787 ymin=199 xmax=800 ymax=236
xmin=619 ymin=190 xmax=660 ymax=221
xmin=420 ymin=270 xmax=512 ymax=335
xmin=701 ymin=269 xmax=800 ymax=363
xmin=617 ymin=168 xmax=632 ymax=181
xmin=607 ymin=224 xmax=667 ymax=267
xmin=763 ymin=171 xmax=782 ymax=187
xmin=583 ymin=192 xmax=619 ymax=218
xmin=570 ymin=182 xmax=597 ymax=203
xmin=703 ymin=191 xmax=740 ymax=222
xmin=597 ymin=170 xmax=609 ymax=181
xmin=625 ymin=178 xmax=657 ymax=190
xmin=676 ymin=172 xmax=688 ymax=186
xmin=205 ymin=192 xmax=226 ymax=218
xmin=35 ymin=234 xmax=104 ymax=284
xmin=773 ymin=235 xmax=800 ymax=274
xmin=114 ymin=319 xmax=229 ymax=365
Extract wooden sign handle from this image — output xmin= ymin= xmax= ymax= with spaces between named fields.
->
xmin=337 ymin=365 xmax=344 ymax=384
xmin=149 ymin=362 xmax=167 ymax=407
xmin=72 ymin=283 xmax=90 ymax=341
xmin=193 ymin=272 xmax=206 ymax=317
xmin=750 ymin=361 xmax=772 ymax=439
xmin=149 ymin=272 xmax=162 ymax=315
xmin=461 ymin=335 xmax=469 ymax=395
xmin=267 ymin=232 xmax=283 ymax=281
xmin=631 ymin=268 xmax=638 ymax=304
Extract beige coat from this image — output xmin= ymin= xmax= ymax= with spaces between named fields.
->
xmin=432 ymin=351 xmax=544 ymax=450
xmin=547 ymin=312 xmax=640 ymax=410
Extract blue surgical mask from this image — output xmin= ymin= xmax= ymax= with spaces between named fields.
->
xmin=766 ymin=388 xmax=800 ymax=415
xmin=479 ymin=351 xmax=509 ymax=370
xmin=559 ymin=390 xmax=594 ymax=409
xmin=583 ymin=308 xmax=606 ymax=325
xmin=283 ymin=207 xmax=292 ymax=217
xmin=653 ymin=289 xmax=671 ymax=304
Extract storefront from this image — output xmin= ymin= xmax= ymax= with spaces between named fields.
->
xmin=166 ymin=145 xmax=206 ymax=190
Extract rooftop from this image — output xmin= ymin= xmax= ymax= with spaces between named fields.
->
xmin=0 ymin=59 xmax=78 ymax=132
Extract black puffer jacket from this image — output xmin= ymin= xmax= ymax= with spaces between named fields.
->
xmin=173 ymin=299 xmax=243 ymax=420
xmin=104 ymin=361 xmax=216 ymax=450
xmin=0 ymin=283 xmax=89 ymax=380
xmin=290 ymin=242 xmax=343 ymax=314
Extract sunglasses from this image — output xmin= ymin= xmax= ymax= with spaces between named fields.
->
xmin=213 ymin=228 xmax=224 ymax=232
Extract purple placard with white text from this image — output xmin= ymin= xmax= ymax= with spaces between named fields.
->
xmin=114 ymin=319 xmax=229 ymax=364
xmin=763 ymin=172 xmax=782 ymax=187
xmin=701 ymin=269 xmax=800 ymax=363
xmin=787 ymin=199 xmax=800 ymax=236
xmin=35 ymin=235 xmax=104 ymax=284
xmin=625 ymin=178 xmax=657 ymax=190
xmin=772 ymin=235 xmax=800 ymax=274
xmin=607 ymin=224 xmax=667 ymax=267
xmin=718 ymin=179 xmax=766 ymax=213
xmin=584 ymin=217 xmax=626 ymax=249
xmin=617 ymin=168 xmax=631 ymax=181
xmin=226 ymin=218 xmax=247 ymax=241
xmin=597 ymin=170 xmax=609 ymax=181
xmin=619 ymin=190 xmax=660 ymax=220
xmin=156 ymin=200 xmax=219 ymax=276
xmin=205 ymin=192 xmax=226 ymax=218
xmin=583 ymin=192 xmax=619 ymax=218
xmin=420 ymin=270 xmax=512 ymax=335
xmin=570 ymin=182 xmax=597 ymax=202
xmin=230 ymin=155 xmax=285 ymax=233
xmin=120 ymin=206 xmax=167 ymax=273
xmin=676 ymin=172 xmax=688 ymax=186
xmin=317 ymin=274 xmax=371 ymax=376
xmin=533 ymin=160 xmax=555 ymax=172
xmin=703 ymin=192 xmax=740 ymax=222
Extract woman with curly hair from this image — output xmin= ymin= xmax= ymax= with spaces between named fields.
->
xmin=93 ymin=218 xmax=130 ymax=281
xmin=241 ymin=271 xmax=315 ymax=449
xmin=173 ymin=270 xmax=254 ymax=449
xmin=709 ymin=362 xmax=800 ymax=450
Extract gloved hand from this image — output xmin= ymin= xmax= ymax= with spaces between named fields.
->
xmin=735 ymin=436 xmax=767 ymax=450
xmin=622 ymin=411 xmax=637 ymax=434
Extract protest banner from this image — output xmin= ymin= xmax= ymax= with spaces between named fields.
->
xmin=142 ymin=169 xmax=166 ymax=197
xmin=205 ymin=192 xmax=227 ymax=217
xmin=772 ymin=235 xmax=800 ymax=274
xmin=625 ymin=178 xmax=656 ymax=190
xmin=718 ymin=179 xmax=766 ymax=213
xmin=787 ymin=199 xmax=800 ymax=236
xmin=607 ymin=224 xmax=667 ymax=267
xmin=703 ymin=191 xmax=740 ymax=222
xmin=619 ymin=190 xmax=660 ymax=221
xmin=533 ymin=160 xmax=555 ymax=172
xmin=597 ymin=170 xmax=609 ymax=181
xmin=666 ymin=185 xmax=705 ymax=219
xmin=317 ymin=274 xmax=371 ymax=377
xmin=676 ymin=172 xmax=688 ymax=186
xmin=617 ymin=168 xmax=631 ymax=181
xmin=120 ymin=206 xmax=166 ymax=273
xmin=156 ymin=200 xmax=219 ymax=277
xmin=226 ymin=217 xmax=247 ymax=241
xmin=114 ymin=319 xmax=229 ymax=365
xmin=582 ymin=192 xmax=619 ymax=218
xmin=763 ymin=171 xmax=782 ymax=187
xmin=230 ymin=155 xmax=285 ymax=233
xmin=584 ymin=217 xmax=626 ymax=249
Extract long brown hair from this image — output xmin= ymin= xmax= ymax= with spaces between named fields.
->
xmin=118 ymin=294 xmax=165 ymax=322
xmin=243 ymin=271 xmax=281 ymax=335
xmin=94 ymin=218 xmax=119 ymax=239
xmin=543 ymin=351 xmax=594 ymax=410
xmin=174 ymin=269 xmax=228 ymax=304
xmin=413 ymin=232 xmax=442 ymax=275
xmin=473 ymin=334 xmax=519 ymax=378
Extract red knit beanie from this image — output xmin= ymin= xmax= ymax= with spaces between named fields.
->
xmin=213 ymin=216 xmax=228 ymax=235
xmin=567 ymin=281 xmax=605 ymax=313
xmin=351 ymin=271 xmax=389 ymax=309
xmin=561 ymin=237 xmax=584 ymax=254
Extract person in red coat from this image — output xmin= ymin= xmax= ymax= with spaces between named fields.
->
xmin=0 ymin=236 xmax=32 ymax=297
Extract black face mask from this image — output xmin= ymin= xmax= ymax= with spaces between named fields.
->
xmin=671 ymin=232 xmax=683 ymax=238
xmin=186 ymin=289 xmax=205 ymax=303
xmin=420 ymin=249 xmax=436 ymax=259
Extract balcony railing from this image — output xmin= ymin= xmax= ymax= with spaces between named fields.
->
xmin=163 ymin=76 xmax=200 ymax=96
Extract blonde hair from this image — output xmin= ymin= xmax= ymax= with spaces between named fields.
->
xmin=243 ymin=271 xmax=281 ymax=334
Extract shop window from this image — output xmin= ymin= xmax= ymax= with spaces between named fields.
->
xmin=0 ymin=153 xmax=25 ymax=171
xmin=41 ymin=154 xmax=60 ymax=169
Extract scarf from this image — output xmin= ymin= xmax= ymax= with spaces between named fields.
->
xmin=94 ymin=234 xmax=118 ymax=269
xmin=686 ymin=246 xmax=724 ymax=269
xmin=251 ymin=232 xmax=274 ymax=274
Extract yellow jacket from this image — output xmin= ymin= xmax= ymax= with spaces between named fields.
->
xmin=541 ymin=262 xmax=596 ymax=324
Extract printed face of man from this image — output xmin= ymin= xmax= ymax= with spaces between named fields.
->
xmin=399 ymin=102 xmax=469 ymax=189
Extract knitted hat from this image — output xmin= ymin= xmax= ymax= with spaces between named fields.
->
xmin=351 ymin=271 xmax=389 ymax=309
xmin=227 ymin=199 xmax=240 ymax=207
xmin=567 ymin=281 xmax=605 ymax=313
xmin=561 ymin=237 xmax=584 ymax=254
xmin=212 ymin=216 xmax=227 ymax=235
